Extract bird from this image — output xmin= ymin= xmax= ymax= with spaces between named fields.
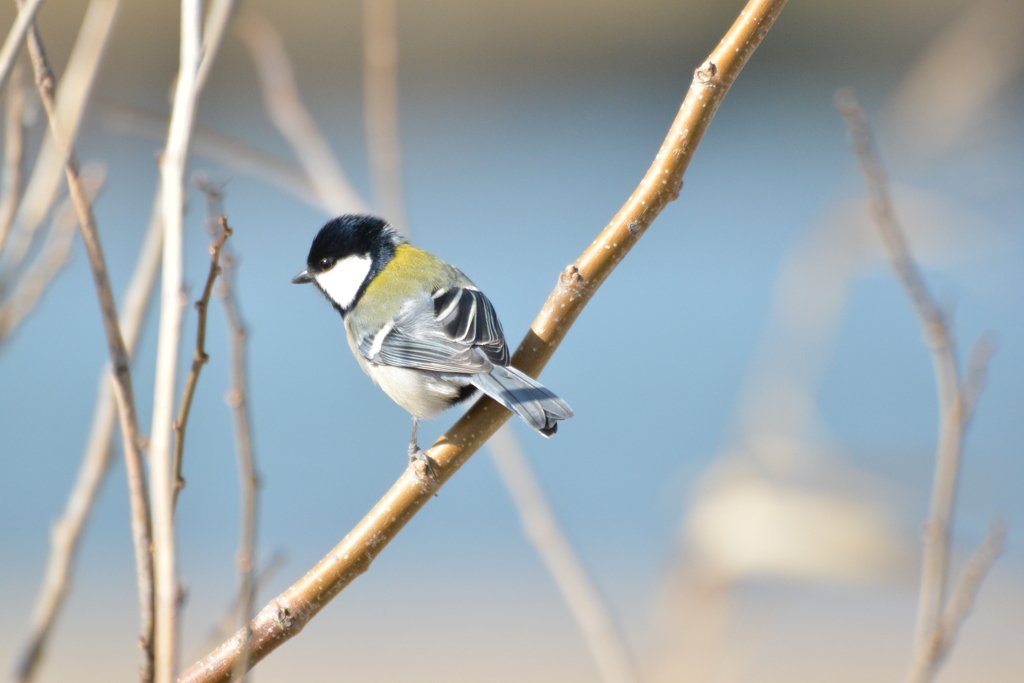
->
xmin=292 ymin=214 xmax=573 ymax=469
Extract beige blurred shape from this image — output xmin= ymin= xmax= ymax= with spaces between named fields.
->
xmin=688 ymin=460 xmax=905 ymax=584
xmin=885 ymin=0 xmax=1024 ymax=163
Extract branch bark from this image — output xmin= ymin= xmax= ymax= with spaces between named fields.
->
xmin=178 ymin=2 xmax=788 ymax=680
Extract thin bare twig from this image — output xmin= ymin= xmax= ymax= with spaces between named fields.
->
xmin=14 ymin=194 xmax=164 ymax=683
xmin=2 ymin=0 xmax=119 ymax=282
xmin=171 ymin=218 xmax=232 ymax=510
xmin=362 ymin=0 xmax=407 ymax=233
xmin=834 ymin=90 xmax=1001 ymax=683
xmin=98 ymin=103 xmax=324 ymax=210
xmin=0 ymin=60 xmax=28 ymax=256
xmin=903 ymin=521 xmax=1006 ymax=683
xmin=22 ymin=16 xmax=155 ymax=682
xmin=0 ymin=166 xmax=103 ymax=344
xmin=489 ymin=426 xmax=639 ymax=683
xmin=178 ymin=3 xmax=787 ymax=680
xmin=0 ymin=0 xmax=44 ymax=95
xmin=149 ymin=2 xmax=205 ymax=679
xmin=936 ymin=521 xmax=1006 ymax=653
xmin=195 ymin=0 xmax=237 ymax=94
xmin=195 ymin=181 xmax=261 ymax=683
xmin=960 ymin=334 xmax=996 ymax=424
xmin=220 ymin=236 xmax=260 ymax=683
xmin=235 ymin=12 xmax=368 ymax=215
xmin=193 ymin=553 xmax=286 ymax=665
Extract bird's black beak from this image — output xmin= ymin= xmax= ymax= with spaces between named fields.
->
xmin=291 ymin=269 xmax=313 ymax=284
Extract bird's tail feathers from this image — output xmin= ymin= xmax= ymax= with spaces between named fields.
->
xmin=469 ymin=365 xmax=573 ymax=436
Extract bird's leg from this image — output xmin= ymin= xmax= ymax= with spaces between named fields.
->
xmin=408 ymin=417 xmax=420 ymax=457
xmin=408 ymin=417 xmax=437 ymax=479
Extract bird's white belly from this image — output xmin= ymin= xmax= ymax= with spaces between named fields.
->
xmin=345 ymin=317 xmax=463 ymax=419
xmin=363 ymin=362 xmax=464 ymax=419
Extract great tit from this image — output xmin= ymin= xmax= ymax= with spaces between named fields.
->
xmin=292 ymin=214 xmax=573 ymax=465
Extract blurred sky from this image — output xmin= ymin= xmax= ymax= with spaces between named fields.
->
xmin=0 ymin=1 xmax=1022 ymax=682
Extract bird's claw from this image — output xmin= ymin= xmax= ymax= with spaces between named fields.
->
xmin=409 ymin=446 xmax=438 ymax=480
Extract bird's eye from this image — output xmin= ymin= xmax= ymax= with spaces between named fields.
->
xmin=319 ymin=257 xmax=334 ymax=270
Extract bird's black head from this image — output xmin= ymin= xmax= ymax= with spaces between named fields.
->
xmin=292 ymin=214 xmax=404 ymax=314
xmin=303 ymin=214 xmax=402 ymax=277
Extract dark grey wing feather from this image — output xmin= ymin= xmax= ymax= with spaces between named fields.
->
xmin=433 ymin=288 xmax=509 ymax=366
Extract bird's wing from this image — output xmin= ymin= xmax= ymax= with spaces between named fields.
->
xmin=431 ymin=287 xmax=510 ymax=366
xmin=354 ymin=287 xmax=510 ymax=374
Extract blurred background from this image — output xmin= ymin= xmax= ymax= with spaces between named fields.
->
xmin=0 ymin=0 xmax=1022 ymax=681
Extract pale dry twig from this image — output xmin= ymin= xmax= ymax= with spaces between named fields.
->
xmin=936 ymin=520 xmax=1006 ymax=655
xmin=148 ymin=2 xmax=208 ymax=679
xmin=193 ymin=553 xmax=285 ymax=664
xmin=0 ymin=0 xmax=44 ymax=95
xmin=99 ymin=103 xmax=324 ymax=210
xmin=0 ymin=166 xmax=103 ymax=344
xmin=0 ymin=58 xmax=28 ymax=256
xmin=4 ymin=0 xmax=120 ymax=280
xmin=835 ymin=89 xmax=1001 ymax=683
xmin=489 ymin=426 xmax=639 ymax=683
xmin=235 ymin=12 xmax=368 ymax=215
xmin=362 ymin=0 xmax=407 ymax=233
xmin=22 ymin=15 xmax=155 ymax=681
xmin=195 ymin=0 xmax=238 ymax=94
xmin=196 ymin=181 xmax=261 ymax=683
xmin=220 ymin=237 xmax=260 ymax=683
xmin=14 ymin=197 xmax=164 ymax=683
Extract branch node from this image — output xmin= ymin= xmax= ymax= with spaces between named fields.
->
xmin=225 ymin=388 xmax=242 ymax=408
xmin=695 ymin=61 xmax=718 ymax=84
xmin=667 ymin=176 xmax=684 ymax=201
xmin=273 ymin=603 xmax=296 ymax=631
xmin=559 ymin=264 xmax=587 ymax=291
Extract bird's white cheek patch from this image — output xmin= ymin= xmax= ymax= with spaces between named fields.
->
xmin=315 ymin=255 xmax=373 ymax=310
